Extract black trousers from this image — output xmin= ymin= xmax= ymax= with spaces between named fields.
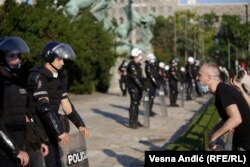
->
xmin=169 ymin=80 xmax=178 ymax=105
xmin=186 ymin=80 xmax=193 ymax=98
xmin=128 ymin=89 xmax=142 ymax=126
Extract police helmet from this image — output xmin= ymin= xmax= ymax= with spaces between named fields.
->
xmin=130 ymin=48 xmax=142 ymax=58
xmin=180 ymin=67 xmax=185 ymax=72
xmin=147 ymin=53 xmax=156 ymax=63
xmin=159 ymin=62 xmax=165 ymax=68
xmin=0 ymin=36 xmax=30 ymax=62
xmin=187 ymin=57 xmax=195 ymax=64
xmin=147 ymin=53 xmax=155 ymax=60
xmin=41 ymin=41 xmax=76 ymax=63
xmin=165 ymin=65 xmax=170 ymax=71
xmin=195 ymin=59 xmax=200 ymax=66
xmin=169 ymin=58 xmax=177 ymax=64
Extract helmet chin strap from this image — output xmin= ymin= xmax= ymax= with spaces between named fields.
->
xmin=49 ymin=62 xmax=62 ymax=74
xmin=4 ymin=63 xmax=21 ymax=77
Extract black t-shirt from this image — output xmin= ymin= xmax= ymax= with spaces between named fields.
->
xmin=215 ymin=82 xmax=250 ymax=150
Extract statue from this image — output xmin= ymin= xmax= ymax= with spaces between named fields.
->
xmin=90 ymin=0 xmax=115 ymax=32
xmin=63 ymin=0 xmax=94 ymax=18
xmin=136 ymin=13 xmax=156 ymax=52
xmin=115 ymin=3 xmax=141 ymax=54
xmin=63 ymin=0 xmax=115 ymax=31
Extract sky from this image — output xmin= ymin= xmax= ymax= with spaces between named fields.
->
xmin=180 ymin=0 xmax=250 ymax=4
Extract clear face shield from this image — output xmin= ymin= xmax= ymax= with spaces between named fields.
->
xmin=52 ymin=43 xmax=76 ymax=61
xmin=0 ymin=37 xmax=29 ymax=74
xmin=0 ymin=36 xmax=30 ymax=54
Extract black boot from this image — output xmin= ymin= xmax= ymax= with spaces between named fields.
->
xmin=129 ymin=105 xmax=140 ymax=129
xmin=149 ymin=98 xmax=156 ymax=117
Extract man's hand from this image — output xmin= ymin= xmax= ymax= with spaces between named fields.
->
xmin=79 ymin=127 xmax=89 ymax=138
xmin=17 ymin=151 xmax=29 ymax=166
xmin=208 ymin=140 xmax=217 ymax=151
xmin=40 ymin=143 xmax=49 ymax=157
xmin=58 ymin=132 xmax=70 ymax=146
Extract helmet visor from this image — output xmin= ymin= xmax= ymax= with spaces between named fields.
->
xmin=52 ymin=43 xmax=76 ymax=60
xmin=0 ymin=36 xmax=30 ymax=54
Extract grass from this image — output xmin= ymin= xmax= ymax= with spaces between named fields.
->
xmin=166 ymin=99 xmax=219 ymax=151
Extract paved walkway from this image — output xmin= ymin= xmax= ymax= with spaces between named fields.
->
xmin=67 ymin=93 xmax=212 ymax=167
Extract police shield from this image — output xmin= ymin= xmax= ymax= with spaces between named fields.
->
xmin=60 ymin=132 xmax=89 ymax=167
xmin=142 ymin=90 xmax=150 ymax=128
xmin=158 ymin=85 xmax=167 ymax=117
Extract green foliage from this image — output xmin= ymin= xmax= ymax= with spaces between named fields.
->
xmin=166 ymin=100 xmax=219 ymax=151
xmin=153 ymin=10 xmax=248 ymax=70
xmin=152 ymin=16 xmax=172 ymax=63
xmin=0 ymin=2 xmax=116 ymax=94
xmin=213 ymin=14 xmax=249 ymax=73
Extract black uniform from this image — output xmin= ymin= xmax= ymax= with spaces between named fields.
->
xmin=193 ymin=64 xmax=202 ymax=97
xmin=0 ymin=68 xmax=28 ymax=167
xmin=168 ymin=65 xmax=179 ymax=106
xmin=27 ymin=65 xmax=67 ymax=167
xmin=215 ymin=82 xmax=250 ymax=150
xmin=145 ymin=61 xmax=160 ymax=116
xmin=118 ymin=59 xmax=129 ymax=96
xmin=0 ymin=68 xmax=46 ymax=167
xmin=185 ymin=63 xmax=195 ymax=100
xmin=158 ymin=67 xmax=167 ymax=95
xmin=127 ymin=60 xmax=143 ymax=128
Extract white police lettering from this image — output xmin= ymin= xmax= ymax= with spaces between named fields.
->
xmin=67 ymin=150 xmax=87 ymax=165
xmin=149 ymin=155 xmax=176 ymax=162
xmin=178 ymin=155 xmax=204 ymax=162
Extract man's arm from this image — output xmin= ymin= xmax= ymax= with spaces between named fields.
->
xmin=61 ymin=98 xmax=89 ymax=138
xmin=210 ymin=104 xmax=242 ymax=142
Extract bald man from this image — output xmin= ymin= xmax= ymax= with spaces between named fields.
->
xmin=198 ymin=63 xmax=250 ymax=151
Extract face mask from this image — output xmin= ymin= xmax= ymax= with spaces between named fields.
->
xmin=197 ymin=81 xmax=209 ymax=93
xmin=138 ymin=55 xmax=142 ymax=62
xmin=9 ymin=63 xmax=21 ymax=70
xmin=173 ymin=62 xmax=177 ymax=67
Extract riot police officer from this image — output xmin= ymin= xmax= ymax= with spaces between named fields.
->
xmin=27 ymin=41 xmax=89 ymax=167
xmin=0 ymin=36 xmax=31 ymax=166
xmin=118 ymin=59 xmax=129 ymax=96
xmin=193 ymin=59 xmax=202 ymax=97
xmin=145 ymin=53 xmax=160 ymax=117
xmin=168 ymin=58 xmax=179 ymax=107
xmin=185 ymin=57 xmax=195 ymax=100
xmin=127 ymin=48 xmax=144 ymax=129
xmin=158 ymin=62 xmax=167 ymax=94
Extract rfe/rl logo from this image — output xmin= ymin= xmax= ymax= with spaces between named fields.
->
xmin=67 ymin=150 xmax=87 ymax=165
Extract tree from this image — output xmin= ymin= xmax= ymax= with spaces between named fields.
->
xmin=214 ymin=14 xmax=249 ymax=73
xmin=0 ymin=1 xmax=117 ymax=94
